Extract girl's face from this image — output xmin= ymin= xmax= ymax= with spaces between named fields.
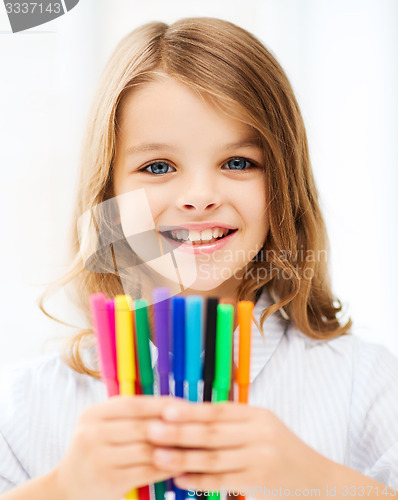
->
xmin=113 ymin=76 xmax=269 ymax=299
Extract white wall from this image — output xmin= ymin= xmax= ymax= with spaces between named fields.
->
xmin=0 ymin=0 xmax=397 ymax=364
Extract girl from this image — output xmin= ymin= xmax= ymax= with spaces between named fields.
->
xmin=1 ymin=16 xmax=398 ymax=500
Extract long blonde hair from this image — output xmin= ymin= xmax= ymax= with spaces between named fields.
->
xmin=39 ymin=17 xmax=351 ymax=378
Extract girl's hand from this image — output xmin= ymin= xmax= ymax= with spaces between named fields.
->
xmin=53 ymin=395 xmax=179 ymax=500
xmin=147 ymin=400 xmax=334 ymax=498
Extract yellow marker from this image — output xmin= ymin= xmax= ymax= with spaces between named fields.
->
xmin=115 ymin=295 xmax=138 ymax=500
xmin=115 ymin=295 xmax=136 ymax=395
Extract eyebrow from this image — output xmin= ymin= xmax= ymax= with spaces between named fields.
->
xmin=124 ymin=138 xmax=262 ymax=156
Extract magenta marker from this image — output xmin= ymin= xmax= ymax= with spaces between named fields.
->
xmin=89 ymin=293 xmax=119 ymax=397
xmin=105 ymin=298 xmax=119 ymax=395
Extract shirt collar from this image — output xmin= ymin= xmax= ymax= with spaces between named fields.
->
xmin=233 ymin=287 xmax=287 ymax=382
xmin=149 ymin=288 xmax=287 ymax=383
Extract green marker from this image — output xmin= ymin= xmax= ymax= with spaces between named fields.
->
xmin=134 ymin=299 xmax=154 ymax=396
xmin=210 ymin=303 xmax=234 ymax=500
xmin=213 ymin=304 xmax=234 ymax=402
xmin=134 ymin=299 xmax=166 ymax=500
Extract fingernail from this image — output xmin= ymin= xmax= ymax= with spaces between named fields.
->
xmin=163 ymin=405 xmax=180 ymax=421
xmin=148 ymin=422 xmax=165 ymax=438
xmin=154 ymin=448 xmax=175 ymax=464
xmin=175 ymin=475 xmax=189 ymax=488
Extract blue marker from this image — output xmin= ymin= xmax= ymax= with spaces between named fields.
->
xmin=171 ymin=296 xmax=188 ymax=500
xmin=172 ymin=296 xmax=185 ymax=398
xmin=185 ymin=296 xmax=204 ymax=402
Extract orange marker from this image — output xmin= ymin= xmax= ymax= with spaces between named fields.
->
xmin=236 ymin=301 xmax=254 ymax=403
xmin=236 ymin=300 xmax=254 ymax=500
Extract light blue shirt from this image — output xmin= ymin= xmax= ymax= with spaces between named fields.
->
xmin=1 ymin=289 xmax=398 ymax=493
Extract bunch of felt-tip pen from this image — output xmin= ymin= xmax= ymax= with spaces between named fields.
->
xmin=89 ymin=287 xmax=254 ymax=500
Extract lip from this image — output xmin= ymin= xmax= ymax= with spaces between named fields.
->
xmin=158 ymin=222 xmax=238 ymax=232
xmin=161 ymin=228 xmax=238 ymax=254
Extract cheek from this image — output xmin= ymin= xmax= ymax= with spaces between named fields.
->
xmin=239 ymin=182 xmax=268 ymax=233
xmin=144 ymin=189 xmax=175 ymax=219
xmin=113 ymin=171 xmax=171 ymax=220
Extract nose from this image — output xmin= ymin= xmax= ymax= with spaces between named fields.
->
xmin=176 ymin=172 xmax=222 ymax=213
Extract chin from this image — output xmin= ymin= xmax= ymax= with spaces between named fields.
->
xmin=181 ymin=278 xmax=226 ymax=293
xmin=143 ymin=261 xmax=240 ymax=295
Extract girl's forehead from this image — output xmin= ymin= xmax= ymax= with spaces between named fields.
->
xmin=117 ymin=77 xmax=259 ymax=141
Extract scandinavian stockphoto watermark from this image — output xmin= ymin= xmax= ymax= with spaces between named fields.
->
xmin=196 ymin=246 xmax=328 ymax=283
xmin=77 ymin=189 xmax=329 ymax=305
xmin=77 ymin=189 xmax=199 ymax=307
xmin=4 ymin=0 xmax=79 ymax=32
xmin=187 ymin=485 xmax=398 ymax=497
xmin=187 ymin=486 xmax=323 ymax=497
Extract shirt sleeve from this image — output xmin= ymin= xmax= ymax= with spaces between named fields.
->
xmin=0 ymin=431 xmax=30 ymax=493
xmin=0 ymin=352 xmax=106 ymax=494
xmin=0 ymin=366 xmax=31 ymax=493
xmin=348 ymin=339 xmax=398 ymax=489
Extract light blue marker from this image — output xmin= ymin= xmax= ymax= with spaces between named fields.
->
xmin=185 ymin=295 xmax=204 ymax=402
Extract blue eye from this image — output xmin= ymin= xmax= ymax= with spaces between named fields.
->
xmin=139 ymin=157 xmax=256 ymax=175
xmin=224 ymin=158 xmax=253 ymax=170
xmin=142 ymin=161 xmax=175 ymax=175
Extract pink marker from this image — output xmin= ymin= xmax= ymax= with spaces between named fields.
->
xmin=89 ymin=293 xmax=119 ymax=396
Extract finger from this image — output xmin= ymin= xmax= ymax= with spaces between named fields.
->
xmin=152 ymin=446 xmax=246 ymax=474
xmin=104 ymin=418 xmax=160 ymax=444
xmin=105 ymin=442 xmax=154 ymax=468
xmin=147 ymin=421 xmax=252 ymax=448
xmin=161 ymin=400 xmax=252 ymax=423
xmin=82 ymin=395 xmax=173 ymax=421
xmin=113 ymin=464 xmax=177 ymax=489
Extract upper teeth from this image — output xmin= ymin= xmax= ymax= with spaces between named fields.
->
xmin=170 ymin=227 xmax=231 ymax=242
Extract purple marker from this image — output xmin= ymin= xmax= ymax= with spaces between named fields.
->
xmin=153 ymin=287 xmax=174 ymax=494
xmin=153 ymin=287 xmax=170 ymax=396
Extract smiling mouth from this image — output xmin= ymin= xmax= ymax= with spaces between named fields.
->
xmin=161 ymin=228 xmax=238 ymax=246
